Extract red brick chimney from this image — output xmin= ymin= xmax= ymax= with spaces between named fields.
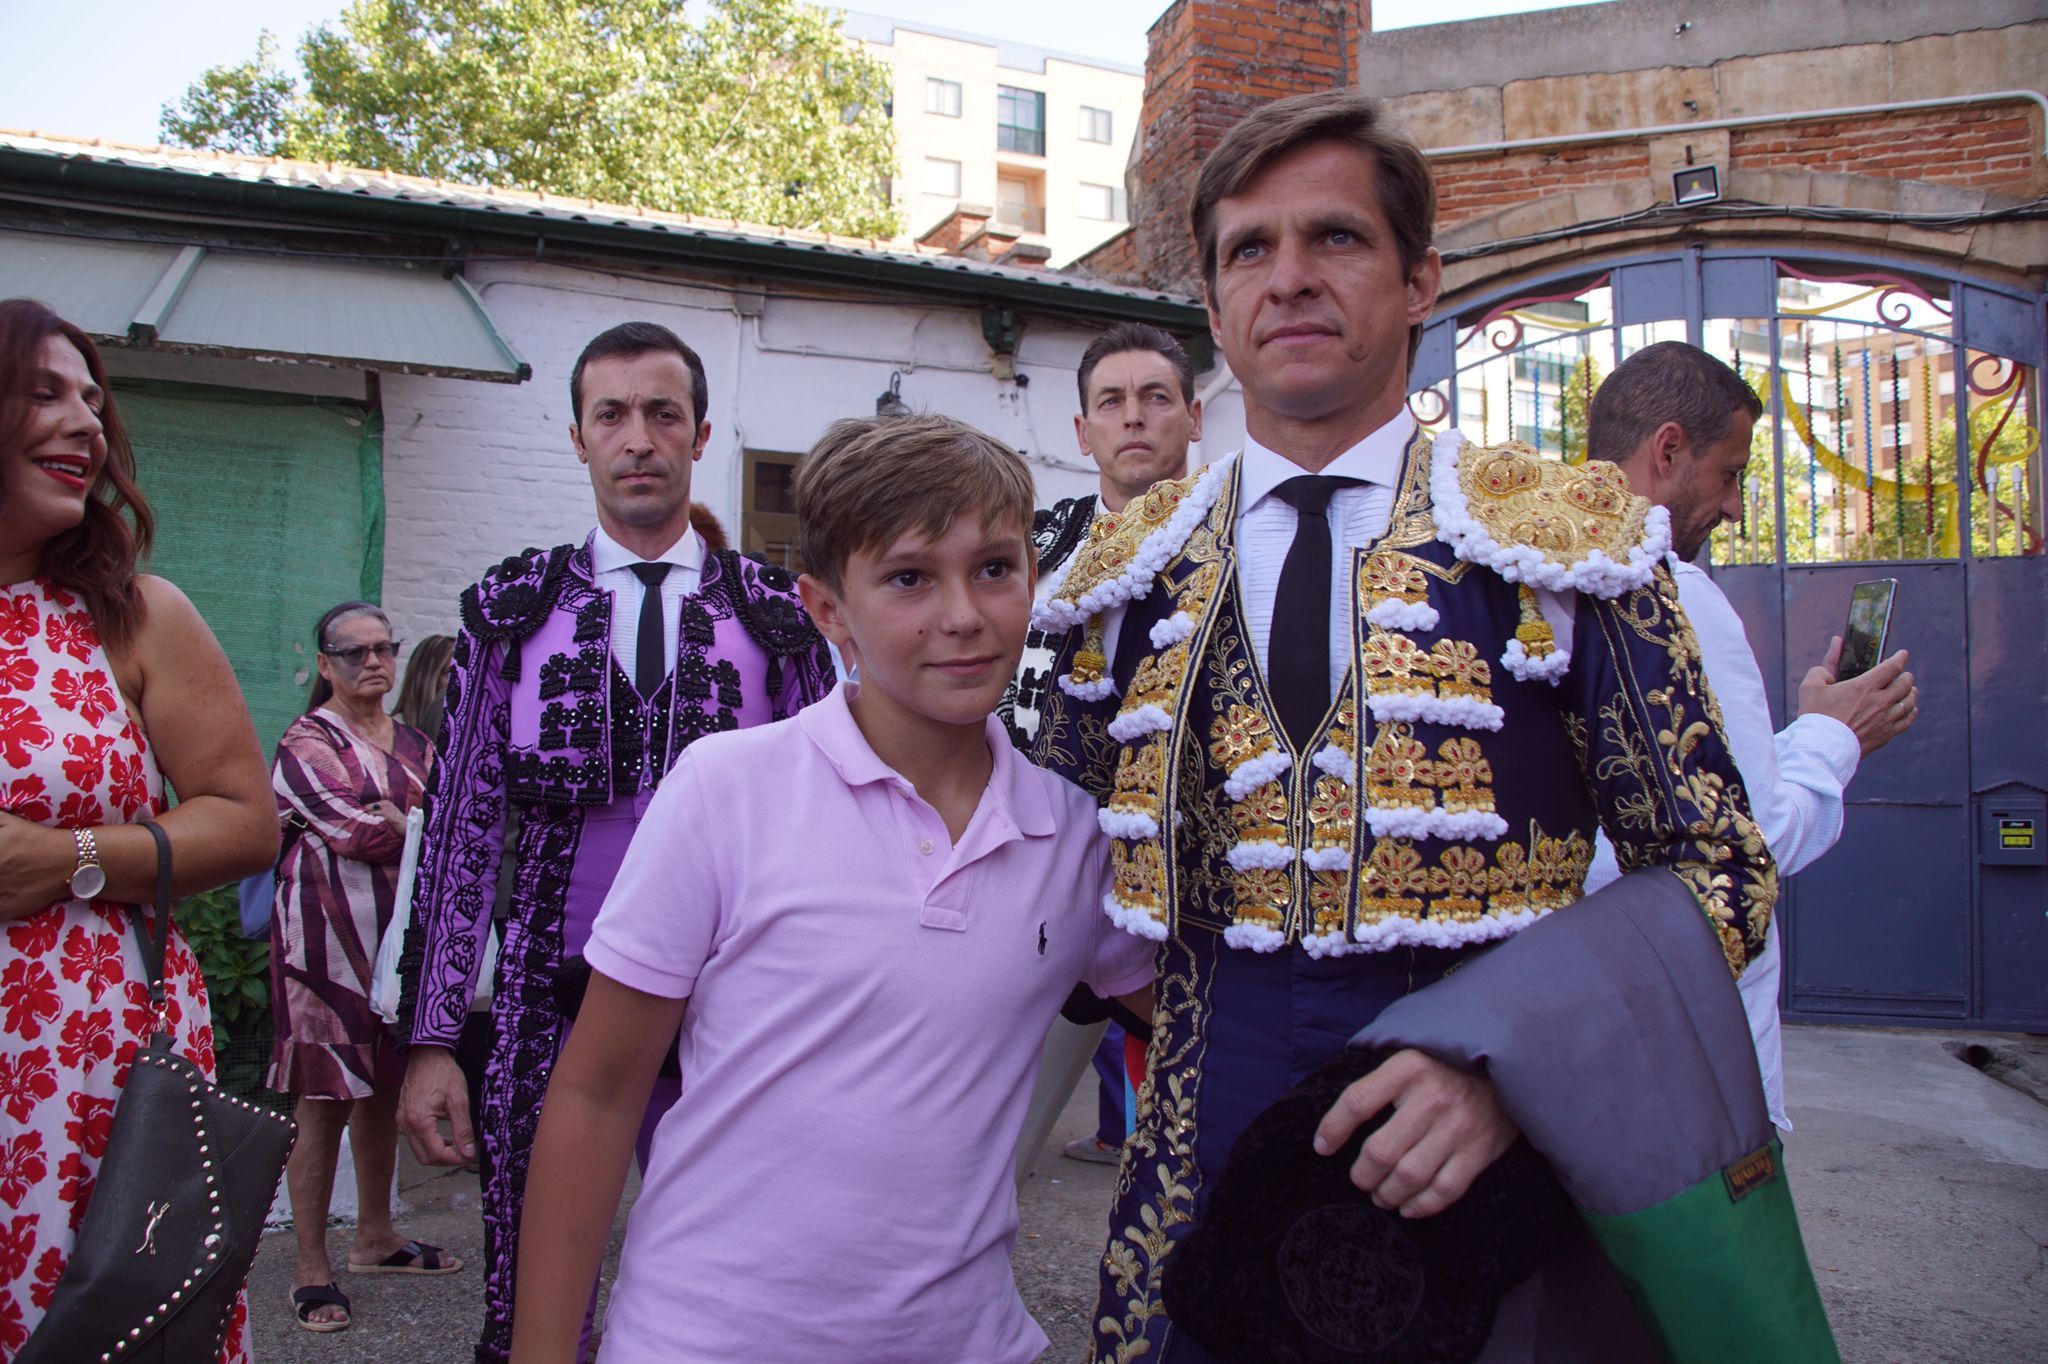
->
xmin=1133 ymin=0 xmax=1361 ymax=293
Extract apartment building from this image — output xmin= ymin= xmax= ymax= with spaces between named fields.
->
xmin=842 ymin=10 xmax=1141 ymax=267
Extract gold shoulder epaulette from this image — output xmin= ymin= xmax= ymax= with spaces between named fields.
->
xmin=1428 ymin=432 xmax=1670 ymax=598
xmin=1033 ymin=459 xmax=1232 ymax=631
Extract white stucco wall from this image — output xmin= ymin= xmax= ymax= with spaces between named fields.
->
xmin=371 ymin=257 xmax=1193 ymax=651
xmin=99 ymin=256 xmax=1242 ymax=678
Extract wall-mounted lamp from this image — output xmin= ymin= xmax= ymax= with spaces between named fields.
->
xmin=1673 ymin=165 xmax=1722 ymax=206
xmin=876 ymin=370 xmax=910 ymax=417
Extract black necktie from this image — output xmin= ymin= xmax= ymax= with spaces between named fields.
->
xmin=629 ymin=561 xmax=672 ymax=698
xmin=1269 ymin=475 xmax=1363 ymax=750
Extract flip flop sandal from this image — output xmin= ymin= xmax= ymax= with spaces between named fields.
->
xmin=292 ymin=1281 xmax=351 ymax=1333
xmin=346 ymin=1239 xmax=463 ymax=1275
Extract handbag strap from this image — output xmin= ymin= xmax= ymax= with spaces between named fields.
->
xmin=131 ymin=819 xmax=174 ymax=1057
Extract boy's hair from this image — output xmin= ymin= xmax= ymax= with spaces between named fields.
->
xmin=1076 ymin=323 xmax=1196 ymax=410
xmin=795 ymin=413 xmax=1036 ymax=591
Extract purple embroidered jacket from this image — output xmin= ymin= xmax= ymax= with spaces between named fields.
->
xmin=396 ymin=531 xmax=833 ymax=1361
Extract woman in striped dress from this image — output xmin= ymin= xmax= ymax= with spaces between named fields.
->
xmin=270 ymin=601 xmax=460 ymax=1330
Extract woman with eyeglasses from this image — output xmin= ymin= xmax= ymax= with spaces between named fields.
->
xmin=269 ymin=601 xmax=461 ymax=1333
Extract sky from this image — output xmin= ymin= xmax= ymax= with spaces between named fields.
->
xmin=0 ymin=0 xmax=1607 ymax=149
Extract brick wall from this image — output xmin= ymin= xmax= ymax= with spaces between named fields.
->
xmin=1122 ymin=0 xmax=2043 ymax=289
xmin=1071 ymin=226 xmax=1143 ymax=284
xmin=1728 ymin=107 xmax=2037 ymax=193
xmin=1136 ymin=0 xmax=1357 ymax=292
xmin=1427 ymin=105 xmax=2036 ymax=232
xmin=1435 ymin=143 xmax=1653 ymax=230
xmin=374 ymin=259 xmax=1118 ymax=652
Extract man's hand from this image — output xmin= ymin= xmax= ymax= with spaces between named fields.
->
xmin=1798 ymin=638 xmax=1916 ymax=757
xmin=1312 ymin=1049 xmax=1519 ymax=1219
xmin=398 ymin=1045 xmax=477 ymax=1165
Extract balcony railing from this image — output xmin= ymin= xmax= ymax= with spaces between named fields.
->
xmin=997 ymin=202 xmax=1047 ymax=233
xmin=998 ymin=124 xmax=1046 ymax=156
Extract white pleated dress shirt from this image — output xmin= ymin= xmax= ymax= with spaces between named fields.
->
xmin=1585 ymin=557 xmax=1861 ymax=1130
xmin=1236 ymin=421 xmax=1407 ymax=701
xmin=588 ymin=524 xmax=706 ymax=684
xmin=1100 ymin=417 xmax=1578 ymax=700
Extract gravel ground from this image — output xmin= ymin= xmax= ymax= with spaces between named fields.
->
xmin=243 ymin=1026 xmax=2048 ymax=1363
xmin=247 ymin=1079 xmax=1112 ymax=1363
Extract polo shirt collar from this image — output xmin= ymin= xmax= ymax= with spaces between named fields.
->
xmin=1239 ymin=412 xmax=1414 ymax=514
xmin=797 ymin=682 xmax=1057 ymax=839
xmin=589 ymin=522 xmax=705 ymax=575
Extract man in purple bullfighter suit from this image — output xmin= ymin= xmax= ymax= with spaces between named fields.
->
xmin=395 ymin=321 xmax=834 ymax=1362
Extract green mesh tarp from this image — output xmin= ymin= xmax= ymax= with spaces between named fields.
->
xmin=116 ymin=379 xmax=383 ymax=757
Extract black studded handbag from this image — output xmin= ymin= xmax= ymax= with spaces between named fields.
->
xmin=19 ymin=820 xmax=297 ymax=1364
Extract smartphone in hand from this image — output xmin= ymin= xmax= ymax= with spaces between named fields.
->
xmin=1838 ymin=578 xmax=1898 ymax=680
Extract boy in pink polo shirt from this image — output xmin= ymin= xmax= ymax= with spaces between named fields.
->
xmin=510 ymin=414 xmax=1156 ymax=1363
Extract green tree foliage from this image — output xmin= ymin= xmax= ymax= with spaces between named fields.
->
xmin=176 ymin=886 xmax=274 ymax=1096
xmin=162 ymin=0 xmax=902 ymax=238
xmin=1556 ymin=351 xmax=1601 ymax=463
xmin=160 ymin=31 xmax=299 ymax=158
xmin=1710 ymin=370 xmax=2043 ymax=564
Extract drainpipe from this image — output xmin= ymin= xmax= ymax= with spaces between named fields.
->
xmin=1422 ymin=91 xmax=2048 ymax=160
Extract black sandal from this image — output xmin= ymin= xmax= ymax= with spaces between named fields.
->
xmin=291 ymin=1281 xmax=351 ymax=1333
xmin=346 ymin=1238 xmax=463 ymax=1275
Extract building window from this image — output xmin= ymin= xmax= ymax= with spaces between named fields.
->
xmin=925 ymin=77 xmax=962 ymax=118
xmin=1077 ymin=181 xmax=1126 ymax=222
xmin=1081 ymin=105 xmax=1113 ymax=143
xmin=922 ymin=157 xmax=961 ymax=198
xmin=743 ymin=451 xmax=804 ymax=572
xmin=997 ymin=86 xmax=1046 ymax=155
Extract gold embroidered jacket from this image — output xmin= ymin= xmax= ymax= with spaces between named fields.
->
xmin=1029 ymin=429 xmax=1777 ymax=974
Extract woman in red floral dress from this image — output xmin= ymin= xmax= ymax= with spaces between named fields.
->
xmin=0 ymin=299 xmax=277 ymax=1361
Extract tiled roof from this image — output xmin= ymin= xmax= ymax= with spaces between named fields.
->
xmin=0 ymin=129 xmax=1194 ymax=310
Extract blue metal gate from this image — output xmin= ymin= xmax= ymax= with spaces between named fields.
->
xmin=1411 ymin=247 xmax=2048 ymax=1031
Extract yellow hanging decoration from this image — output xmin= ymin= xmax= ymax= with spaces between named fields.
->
xmin=1779 ymin=375 xmax=1962 ymax=557
xmin=1071 ymin=614 xmax=1109 ymax=686
xmin=1514 ymin=584 xmax=1555 ymax=658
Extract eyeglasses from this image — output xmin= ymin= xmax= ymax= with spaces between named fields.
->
xmin=321 ymin=640 xmax=403 ymax=667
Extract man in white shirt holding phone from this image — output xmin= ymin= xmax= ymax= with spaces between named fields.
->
xmin=1584 ymin=340 xmax=1918 ymax=1129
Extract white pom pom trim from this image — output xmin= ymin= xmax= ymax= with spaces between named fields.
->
xmin=1058 ymin=672 xmax=1118 ymax=700
xmin=1300 ymin=929 xmax=1359 ymax=959
xmin=1223 ymin=922 xmax=1288 ymax=952
xmin=1107 ymin=703 xmax=1174 ymax=743
xmin=1098 ymin=808 xmax=1160 ymax=840
xmin=1302 ymin=845 xmax=1352 ymax=872
xmin=1362 ymin=805 xmax=1511 ymax=840
xmin=1223 ymin=749 xmax=1293 ymax=802
xmin=1363 ymin=691 xmax=1506 ymax=732
xmin=1500 ymin=638 xmax=1571 ymax=685
xmin=1365 ymin=598 xmax=1441 ymax=631
xmin=1350 ymin=904 xmax=1547 ymax=950
xmin=1226 ymin=840 xmax=1295 ymax=871
xmin=1033 ymin=456 xmax=1236 ymax=631
xmin=1149 ymin=611 xmax=1197 ymax=649
xmin=1104 ymin=894 xmax=1169 ymax=941
xmin=1310 ymin=744 xmax=1356 ymax=785
xmin=1429 ymin=430 xmax=1671 ymax=599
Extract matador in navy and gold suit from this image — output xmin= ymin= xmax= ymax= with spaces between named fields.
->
xmin=1029 ymin=427 xmax=1777 ymax=1361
